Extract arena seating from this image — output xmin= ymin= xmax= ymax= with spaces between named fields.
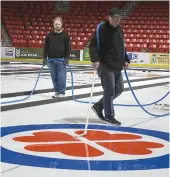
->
xmin=2 ymin=1 xmax=56 ymax=48
xmin=61 ymin=1 xmax=125 ymax=49
xmin=123 ymin=1 xmax=169 ymax=53
xmin=1 ymin=1 xmax=169 ymax=53
xmin=1 ymin=1 xmax=124 ymax=49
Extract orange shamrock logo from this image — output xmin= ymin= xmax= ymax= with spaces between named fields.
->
xmin=13 ymin=130 xmax=164 ymax=157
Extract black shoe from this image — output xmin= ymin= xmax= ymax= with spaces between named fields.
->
xmin=91 ymin=104 xmax=105 ymax=121
xmin=105 ymin=117 xmax=121 ymax=126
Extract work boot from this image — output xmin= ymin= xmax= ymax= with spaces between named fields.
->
xmin=104 ymin=117 xmax=121 ymax=126
xmin=91 ymin=103 xmax=105 ymax=121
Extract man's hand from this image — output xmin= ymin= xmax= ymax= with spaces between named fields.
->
xmin=43 ymin=59 xmax=47 ymax=66
xmin=124 ymin=62 xmax=129 ymax=69
xmin=65 ymin=57 xmax=69 ymax=65
xmin=92 ymin=62 xmax=100 ymax=70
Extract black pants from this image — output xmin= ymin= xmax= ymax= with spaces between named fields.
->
xmin=97 ymin=64 xmax=124 ymax=118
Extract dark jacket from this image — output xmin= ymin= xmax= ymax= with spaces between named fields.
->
xmin=43 ymin=30 xmax=70 ymax=62
xmin=89 ymin=20 xmax=130 ymax=71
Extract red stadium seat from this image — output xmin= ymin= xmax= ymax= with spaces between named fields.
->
xmin=148 ymin=44 xmax=158 ymax=52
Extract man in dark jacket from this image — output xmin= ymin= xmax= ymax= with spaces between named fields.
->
xmin=89 ymin=8 xmax=130 ymax=125
xmin=43 ymin=17 xmax=70 ymax=98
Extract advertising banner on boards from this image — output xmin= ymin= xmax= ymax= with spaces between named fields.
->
xmin=150 ymin=53 xmax=169 ymax=64
xmin=1 ymin=47 xmax=15 ymax=58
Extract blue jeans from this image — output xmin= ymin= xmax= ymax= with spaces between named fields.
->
xmin=48 ymin=59 xmax=67 ymax=94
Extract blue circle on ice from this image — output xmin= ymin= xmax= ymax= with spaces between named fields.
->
xmin=1 ymin=124 xmax=169 ymax=171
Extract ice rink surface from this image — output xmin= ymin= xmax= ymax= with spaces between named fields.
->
xmin=1 ymin=62 xmax=169 ymax=177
